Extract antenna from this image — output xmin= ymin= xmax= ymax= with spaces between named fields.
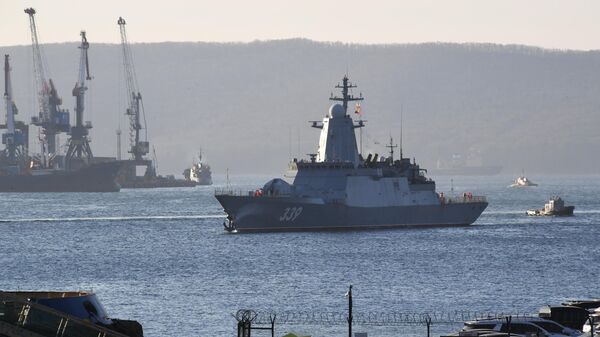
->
xmin=359 ymin=124 xmax=363 ymax=156
xmin=400 ymin=104 xmax=403 ymax=160
xmin=226 ymin=168 xmax=230 ymax=189
xmin=386 ymin=135 xmax=398 ymax=162
xmin=330 ymin=75 xmax=363 ymax=115
xmin=116 ymin=128 xmax=121 ymax=160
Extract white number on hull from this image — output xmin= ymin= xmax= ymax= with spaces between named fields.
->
xmin=279 ymin=206 xmax=303 ymax=222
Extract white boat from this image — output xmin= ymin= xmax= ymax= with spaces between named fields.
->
xmin=510 ymin=174 xmax=538 ymax=187
xmin=183 ymin=151 xmax=212 ymax=185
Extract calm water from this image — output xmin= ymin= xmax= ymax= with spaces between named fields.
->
xmin=1 ymin=174 xmax=599 ymax=337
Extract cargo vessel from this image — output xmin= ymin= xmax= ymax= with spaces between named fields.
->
xmin=0 ymin=161 xmax=122 ymax=192
xmin=1 ymin=18 xmax=123 ymax=193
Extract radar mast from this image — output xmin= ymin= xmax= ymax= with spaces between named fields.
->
xmin=329 ymin=75 xmax=363 ymax=115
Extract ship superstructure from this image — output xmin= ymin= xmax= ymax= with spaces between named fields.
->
xmin=215 ymin=76 xmax=488 ymax=232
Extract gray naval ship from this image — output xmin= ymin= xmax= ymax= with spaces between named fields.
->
xmin=215 ymin=76 xmax=488 ymax=232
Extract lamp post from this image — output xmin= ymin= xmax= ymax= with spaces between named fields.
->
xmin=346 ymin=285 xmax=353 ymax=337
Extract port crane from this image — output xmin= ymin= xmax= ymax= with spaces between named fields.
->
xmin=2 ymin=55 xmax=27 ymax=162
xmin=117 ymin=16 xmax=149 ymax=162
xmin=24 ymin=8 xmax=70 ymax=167
xmin=65 ymin=31 xmax=93 ymax=170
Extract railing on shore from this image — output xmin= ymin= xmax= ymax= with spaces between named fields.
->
xmin=247 ymin=309 xmax=538 ymax=326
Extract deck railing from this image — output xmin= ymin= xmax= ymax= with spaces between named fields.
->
xmin=216 ymin=189 xmax=487 ymax=204
xmin=215 ymin=188 xmax=258 ymax=197
xmin=440 ymin=195 xmax=487 ymax=204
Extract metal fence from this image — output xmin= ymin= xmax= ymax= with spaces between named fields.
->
xmin=243 ymin=310 xmax=534 ymax=326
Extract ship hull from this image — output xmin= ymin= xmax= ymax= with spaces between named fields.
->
xmin=0 ymin=161 xmax=122 ymax=192
xmin=216 ymin=195 xmax=488 ymax=232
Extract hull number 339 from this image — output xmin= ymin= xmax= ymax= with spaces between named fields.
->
xmin=279 ymin=206 xmax=303 ymax=222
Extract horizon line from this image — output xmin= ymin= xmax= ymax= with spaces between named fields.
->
xmin=1 ymin=38 xmax=598 ymax=53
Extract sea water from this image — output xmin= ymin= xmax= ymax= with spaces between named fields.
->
xmin=1 ymin=174 xmax=599 ymax=337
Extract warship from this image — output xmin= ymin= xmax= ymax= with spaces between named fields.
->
xmin=0 ymin=12 xmax=122 ymax=193
xmin=215 ymin=76 xmax=488 ymax=232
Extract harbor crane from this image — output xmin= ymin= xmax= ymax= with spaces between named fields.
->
xmin=24 ymin=8 xmax=70 ymax=166
xmin=117 ymin=16 xmax=149 ymax=162
xmin=2 ymin=55 xmax=27 ymax=162
xmin=65 ymin=31 xmax=93 ymax=170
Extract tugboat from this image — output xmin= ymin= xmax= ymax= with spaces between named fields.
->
xmin=527 ymin=196 xmax=574 ymax=216
xmin=183 ymin=151 xmax=212 ymax=185
xmin=510 ymin=172 xmax=538 ymax=187
xmin=215 ymin=76 xmax=488 ymax=232
xmin=0 ymin=291 xmax=143 ymax=337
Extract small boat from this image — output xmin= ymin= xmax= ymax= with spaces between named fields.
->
xmin=510 ymin=175 xmax=538 ymax=187
xmin=526 ymin=196 xmax=574 ymax=216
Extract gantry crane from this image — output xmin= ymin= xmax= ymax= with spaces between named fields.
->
xmin=2 ymin=55 xmax=27 ymax=163
xmin=24 ymin=8 xmax=70 ymax=167
xmin=117 ymin=16 xmax=149 ymax=162
xmin=65 ymin=31 xmax=93 ymax=170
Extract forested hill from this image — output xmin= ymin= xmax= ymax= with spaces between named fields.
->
xmin=3 ymin=39 xmax=599 ymax=175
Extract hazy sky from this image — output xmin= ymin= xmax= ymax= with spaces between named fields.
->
xmin=1 ymin=0 xmax=599 ymax=49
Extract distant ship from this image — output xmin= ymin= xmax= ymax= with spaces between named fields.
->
xmin=430 ymin=154 xmax=502 ymax=176
xmin=510 ymin=171 xmax=538 ymax=187
xmin=0 ymin=161 xmax=123 ymax=192
xmin=183 ymin=151 xmax=212 ymax=185
xmin=215 ymin=76 xmax=488 ymax=232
